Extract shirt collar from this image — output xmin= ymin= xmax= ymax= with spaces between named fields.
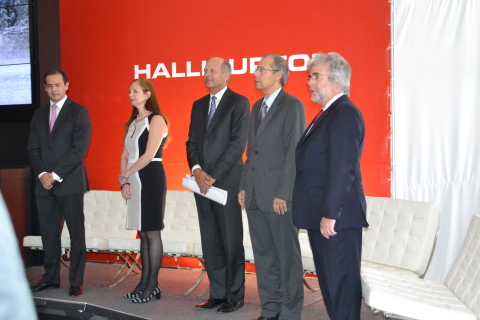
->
xmin=323 ymin=93 xmax=344 ymax=111
xmin=210 ymin=86 xmax=228 ymax=104
xmin=263 ymin=87 xmax=282 ymax=111
xmin=50 ymin=95 xmax=68 ymax=111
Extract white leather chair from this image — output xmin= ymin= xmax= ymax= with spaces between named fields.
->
xmin=361 ymin=197 xmax=478 ymax=320
xmin=362 ymin=196 xmax=441 ymax=278
xmin=362 ymin=213 xmax=480 ymax=320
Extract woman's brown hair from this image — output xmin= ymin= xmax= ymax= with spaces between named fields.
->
xmin=124 ymin=79 xmax=172 ymax=147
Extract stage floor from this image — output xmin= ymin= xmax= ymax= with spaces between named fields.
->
xmin=26 ymin=261 xmax=381 ymax=320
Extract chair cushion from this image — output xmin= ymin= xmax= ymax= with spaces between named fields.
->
xmin=107 ymin=238 xmax=140 ymax=252
xmin=361 ymin=263 xmax=476 ymax=320
xmin=60 ymin=237 xmax=107 ymax=251
xmin=23 ymin=235 xmax=42 ymax=248
xmin=163 ymin=241 xmax=190 ymax=255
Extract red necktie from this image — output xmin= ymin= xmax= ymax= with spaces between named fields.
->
xmin=313 ymin=108 xmax=324 ymax=122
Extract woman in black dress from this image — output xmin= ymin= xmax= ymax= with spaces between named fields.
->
xmin=118 ymin=79 xmax=171 ymax=303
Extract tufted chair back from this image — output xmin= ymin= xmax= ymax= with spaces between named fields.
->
xmin=162 ymin=190 xmax=201 ymax=254
xmin=362 ymin=196 xmax=441 ymax=277
xmin=444 ymin=214 xmax=480 ymax=318
xmin=61 ymin=190 xmax=134 ymax=240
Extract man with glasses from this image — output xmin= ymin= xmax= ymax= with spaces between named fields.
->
xmin=292 ymin=52 xmax=368 ymax=320
xmin=238 ymin=53 xmax=305 ymax=320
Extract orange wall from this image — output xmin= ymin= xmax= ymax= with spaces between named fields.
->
xmin=59 ymin=0 xmax=390 ymax=196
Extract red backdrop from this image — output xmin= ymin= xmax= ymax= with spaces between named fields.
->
xmin=59 ymin=0 xmax=390 ymax=196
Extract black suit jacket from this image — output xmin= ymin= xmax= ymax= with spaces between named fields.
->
xmin=28 ymin=97 xmax=92 ymax=196
xmin=292 ymin=95 xmax=368 ymax=231
xmin=186 ymin=87 xmax=250 ymax=192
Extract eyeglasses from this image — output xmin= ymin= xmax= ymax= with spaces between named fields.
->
xmin=255 ymin=67 xmax=279 ymax=74
xmin=307 ymin=73 xmax=329 ymax=82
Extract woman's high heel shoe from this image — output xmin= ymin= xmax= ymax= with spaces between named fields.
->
xmin=124 ymin=289 xmax=143 ymax=299
xmin=132 ymin=285 xmax=161 ymax=303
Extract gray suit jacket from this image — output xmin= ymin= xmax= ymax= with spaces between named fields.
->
xmin=28 ymin=98 xmax=92 ymax=196
xmin=239 ymin=89 xmax=306 ymax=211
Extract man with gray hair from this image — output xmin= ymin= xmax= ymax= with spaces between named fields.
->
xmin=239 ymin=53 xmax=306 ymax=320
xmin=292 ymin=52 xmax=368 ymax=320
xmin=187 ymin=57 xmax=250 ymax=313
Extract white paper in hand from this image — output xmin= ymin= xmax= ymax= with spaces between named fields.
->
xmin=182 ymin=174 xmax=228 ymax=205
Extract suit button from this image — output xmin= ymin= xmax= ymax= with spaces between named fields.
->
xmin=252 ymin=167 xmax=254 ymax=170
xmin=254 ymin=151 xmax=258 ymax=154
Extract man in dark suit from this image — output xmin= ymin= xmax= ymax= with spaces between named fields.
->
xmin=186 ymin=57 xmax=250 ymax=313
xmin=28 ymin=68 xmax=92 ymax=297
xmin=238 ymin=54 xmax=306 ymax=320
xmin=292 ymin=52 xmax=368 ymax=320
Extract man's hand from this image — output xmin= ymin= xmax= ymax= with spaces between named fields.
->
xmin=207 ymin=175 xmax=217 ymax=185
xmin=238 ymin=190 xmax=245 ymax=209
xmin=320 ymin=217 xmax=337 ymax=239
xmin=39 ymin=173 xmax=55 ymax=190
xmin=273 ymin=198 xmax=287 ymax=215
xmin=193 ymin=168 xmax=214 ymax=195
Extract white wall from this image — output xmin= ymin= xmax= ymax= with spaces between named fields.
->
xmin=392 ymin=0 xmax=480 ymax=281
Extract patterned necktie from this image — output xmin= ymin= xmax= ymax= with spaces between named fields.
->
xmin=206 ymin=96 xmax=217 ymax=129
xmin=49 ymin=104 xmax=58 ymax=132
xmin=258 ymin=100 xmax=268 ymax=127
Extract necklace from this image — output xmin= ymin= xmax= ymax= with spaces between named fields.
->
xmin=136 ymin=111 xmax=151 ymax=119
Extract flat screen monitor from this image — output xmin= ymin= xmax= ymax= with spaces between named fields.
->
xmin=0 ymin=0 xmax=35 ymax=123
xmin=0 ymin=0 xmax=32 ymax=106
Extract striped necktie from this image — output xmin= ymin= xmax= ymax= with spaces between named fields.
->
xmin=206 ymin=96 xmax=217 ymax=129
xmin=49 ymin=104 xmax=58 ymax=132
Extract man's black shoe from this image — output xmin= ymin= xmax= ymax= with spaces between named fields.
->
xmin=251 ymin=316 xmax=280 ymax=320
xmin=217 ymin=300 xmax=244 ymax=313
xmin=31 ymin=283 xmax=60 ymax=292
xmin=69 ymin=285 xmax=83 ymax=296
xmin=196 ymin=298 xmax=226 ymax=309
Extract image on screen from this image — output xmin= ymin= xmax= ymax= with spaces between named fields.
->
xmin=0 ymin=0 xmax=32 ymax=106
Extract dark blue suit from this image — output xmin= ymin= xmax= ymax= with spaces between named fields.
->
xmin=292 ymin=95 xmax=368 ymax=320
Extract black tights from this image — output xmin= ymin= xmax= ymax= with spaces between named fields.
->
xmin=131 ymin=230 xmax=163 ymax=298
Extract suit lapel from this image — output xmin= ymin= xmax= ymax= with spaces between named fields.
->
xmin=40 ymin=103 xmax=51 ymax=137
xmin=197 ymin=95 xmax=209 ymax=138
xmin=256 ymin=89 xmax=285 ymax=138
xmin=297 ymin=95 xmax=348 ymax=148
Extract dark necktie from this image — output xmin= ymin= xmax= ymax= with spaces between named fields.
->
xmin=306 ymin=108 xmax=324 ymax=135
xmin=258 ymin=101 xmax=267 ymax=127
xmin=206 ymin=96 xmax=217 ymax=129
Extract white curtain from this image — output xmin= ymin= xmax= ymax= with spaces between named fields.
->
xmin=392 ymin=0 xmax=480 ymax=281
